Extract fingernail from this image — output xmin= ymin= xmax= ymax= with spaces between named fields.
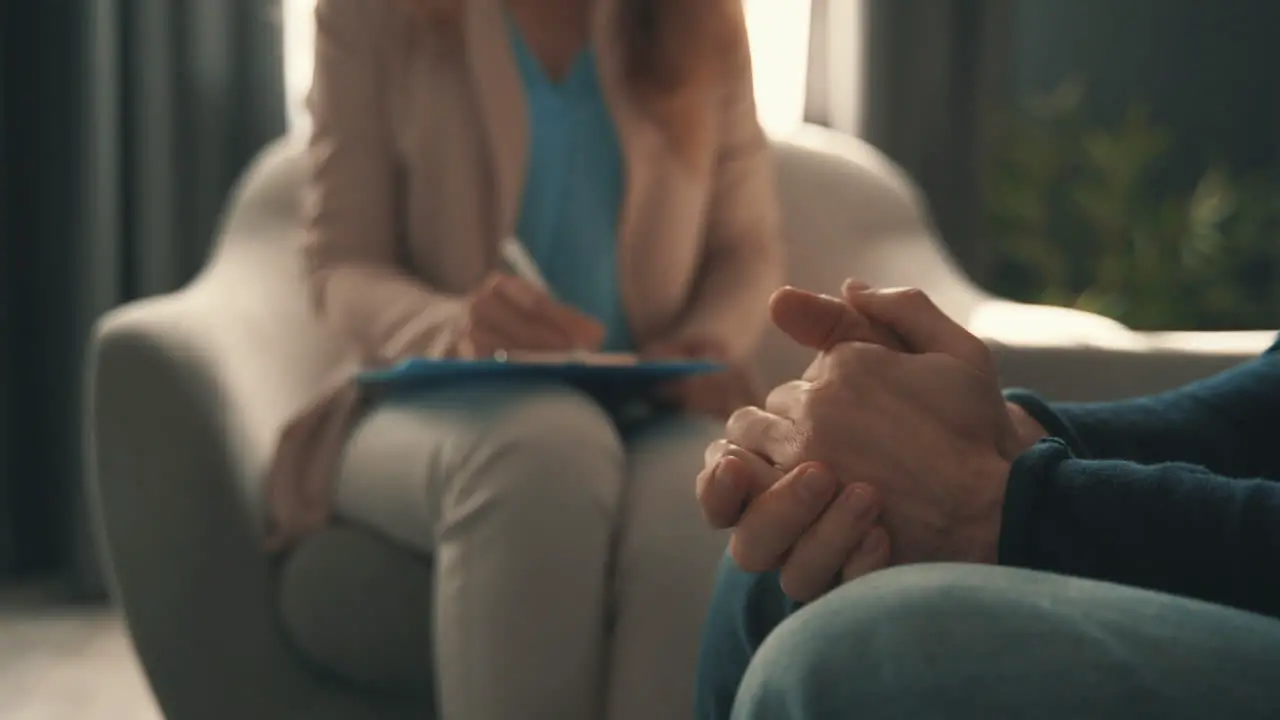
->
xmin=797 ymin=467 xmax=832 ymax=502
xmin=842 ymin=279 xmax=870 ymax=295
xmin=714 ymin=460 xmax=738 ymax=492
xmin=844 ymin=487 xmax=872 ymax=517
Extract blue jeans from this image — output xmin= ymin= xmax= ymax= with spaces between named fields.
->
xmin=695 ymin=555 xmax=1280 ymax=720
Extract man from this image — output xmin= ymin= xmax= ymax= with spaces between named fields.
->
xmin=693 ymin=281 xmax=1280 ymax=720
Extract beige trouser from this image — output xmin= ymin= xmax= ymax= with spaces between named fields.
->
xmin=333 ymin=381 xmax=727 ymax=720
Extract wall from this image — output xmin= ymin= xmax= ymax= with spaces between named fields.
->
xmin=1012 ymin=0 xmax=1280 ymax=188
xmin=0 ymin=0 xmax=12 ymax=578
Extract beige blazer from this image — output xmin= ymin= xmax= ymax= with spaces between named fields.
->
xmin=265 ymin=0 xmax=783 ymax=550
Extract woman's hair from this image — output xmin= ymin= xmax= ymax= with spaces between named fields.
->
xmin=617 ymin=0 xmax=745 ymax=101
xmin=397 ymin=0 xmax=748 ymax=166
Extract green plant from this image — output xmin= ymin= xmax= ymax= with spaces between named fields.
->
xmin=985 ymin=80 xmax=1280 ymax=330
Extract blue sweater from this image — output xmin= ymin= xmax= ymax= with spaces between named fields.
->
xmin=1003 ymin=334 xmax=1280 ymax=618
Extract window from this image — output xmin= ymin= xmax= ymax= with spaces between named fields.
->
xmin=281 ymin=0 xmax=316 ymax=134
xmin=280 ymin=0 xmax=812 ymax=137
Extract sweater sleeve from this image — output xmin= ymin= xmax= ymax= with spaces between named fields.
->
xmin=999 ymin=439 xmax=1280 ymax=619
xmin=1004 ymin=334 xmax=1280 ymax=480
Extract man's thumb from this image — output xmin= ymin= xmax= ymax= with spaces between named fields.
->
xmin=844 ymin=285 xmax=987 ymax=366
xmin=769 ymin=287 xmax=902 ymax=350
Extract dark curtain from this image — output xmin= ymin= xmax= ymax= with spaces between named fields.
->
xmin=1 ymin=3 xmax=13 ymax=579
xmin=807 ymin=0 xmax=1015 ymax=283
xmin=0 ymin=0 xmax=285 ymax=597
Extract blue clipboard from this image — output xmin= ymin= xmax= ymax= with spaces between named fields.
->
xmin=358 ymin=357 xmax=723 ymax=396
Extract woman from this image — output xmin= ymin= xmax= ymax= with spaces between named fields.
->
xmin=267 ymin=0 xmax=783 ymax=718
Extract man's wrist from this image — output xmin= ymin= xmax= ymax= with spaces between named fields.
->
xmin=961 ymin=455 xmax=1010 ymax=565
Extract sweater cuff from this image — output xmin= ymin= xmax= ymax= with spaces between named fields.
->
xmin=1003 ymin=388 xmax=1089 ymax=457
xmin=997 ymin=437 xmax=1073 ymax=569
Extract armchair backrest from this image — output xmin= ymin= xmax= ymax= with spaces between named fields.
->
xmin=758 ymin=125 xmax=985 ymax=387
xmin=194 ymin=125 xmax=983 ymax=393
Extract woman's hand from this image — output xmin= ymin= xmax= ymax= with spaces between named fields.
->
xmin=644 ymin=338 xmax=760 ymax=420
xmin=455 ymin=273 xmax=606 ymax=358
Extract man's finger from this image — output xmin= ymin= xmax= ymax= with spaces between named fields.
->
xmin=696 ymin=456 xmax=752 ymax=529
xmin=769 ymin=288 xmax=868 ymax=350
xmin=764 ymin=380 xmax=806 ymax=418
xmin=846 ymin=287 xmax=989 ymax=369
xmin=841 ymin=279 xmax=871 ymax=296
xmin=729 ymin=463 xmax=838 ymax=573
xmin=702 ymin=440 xmax=783 ymax=493
xmin=779 ymin=482 xmax=880 ymax=602
xmin=841 ymin=525 xmax=891 ymax=583
xmin=725 ymin=406 xmax=801 ymax=470
xmin=770 ymin=286 xmax=906 ymax=351
xmin=697 ymin=443 xmax=784 ymax=528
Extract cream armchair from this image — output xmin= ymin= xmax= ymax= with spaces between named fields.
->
xmin=88 ymin=124 xmax=1269 ymax=720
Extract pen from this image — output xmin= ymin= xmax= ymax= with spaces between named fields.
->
xmin=497 ymin=236 xmax=597 ymax=358
xmin=499 ymin=236 xmax=553 ymax=297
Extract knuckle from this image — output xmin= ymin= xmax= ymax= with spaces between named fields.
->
xmin=724 ymin=407 xmax=758 ymax=439
xmin=899 ymin=286 xmax=931 ymax=309
xmin=854 ymin=341 xmax=892 ymax=363
xmin=834 ymin=342 xmax=893 ymax=377
xmin=763 ymin=381 xmax=799 ymax=411
xmin=702 ymin=438 xmax=732 ymax=468
xmin=853 ymin=483 xmax=880 ymax=509
xmin=829 ymin=342 xmax=859 ymax=364
xmin=968 ymin=337 xmax=997 ymax=370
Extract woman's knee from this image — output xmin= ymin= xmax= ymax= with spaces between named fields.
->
xmin=451 ymin=384 xmax=626 ymax=515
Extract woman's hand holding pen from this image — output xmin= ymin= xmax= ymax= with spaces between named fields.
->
xmin=454 ymin=272 xmax=605 ymax=358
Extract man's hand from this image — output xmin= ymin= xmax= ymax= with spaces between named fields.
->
xmin=692 ymin=288 xmax=900 ymax=600
xmin=645 ymin=339 xmax=760 ymax=420
xmin=726 ymin=286 xmax=1023 ymax=565
xmin=697 ymin=440 xmax=890 ymax=602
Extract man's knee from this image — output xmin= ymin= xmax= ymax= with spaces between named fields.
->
xmin=733 ymin=564 xmax=1023 ymax=719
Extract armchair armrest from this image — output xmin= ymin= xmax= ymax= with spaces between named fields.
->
xmin=88 ymin=290 xmax=414 ymax=720
xmin=969 ymin=299 xmax=1272 ymax=401
xmin=989 ymin=344 xmax=1257 ymax=402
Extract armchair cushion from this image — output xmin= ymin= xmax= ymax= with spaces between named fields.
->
xmin=278 ymin=526 xmax=435 ymax=699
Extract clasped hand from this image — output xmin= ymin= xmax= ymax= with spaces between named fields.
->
xmin=699 ymin=282 xmax=1037 ymax=602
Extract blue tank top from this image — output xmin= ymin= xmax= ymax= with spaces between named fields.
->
xmin=507 ymin=20 xmax=633 ymax=352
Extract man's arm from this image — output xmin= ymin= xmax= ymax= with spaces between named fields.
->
xmin=1006 ymin=335 xmax=1280 ymax=480
xmin=999 ymin=439 xmax=1280 ymax=619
